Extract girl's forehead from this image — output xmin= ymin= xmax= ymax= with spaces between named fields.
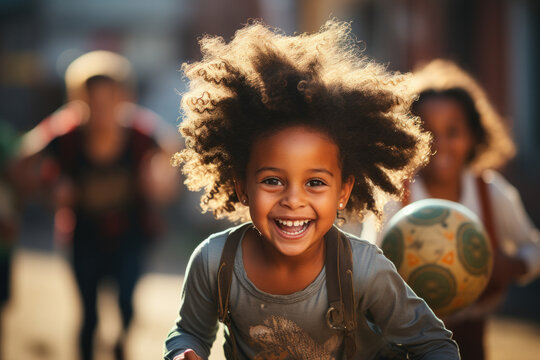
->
xmin=419 ymin=96 xmax=467 ymax=118
xmin=248 ymin=125 xmax=341 ymax=167
xmin=256 ymin=125 xmax=334 ymax=144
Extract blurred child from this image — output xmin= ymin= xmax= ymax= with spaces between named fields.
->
xmin=0 ymin=120 xmax=20 ymax=352
xmin=19 ymin=51 xmax=179 ymax=360
xmin=376 ymin=59 xmax=540 ymax=360
xmin=164 ymin=20 xmax=459 ymax=360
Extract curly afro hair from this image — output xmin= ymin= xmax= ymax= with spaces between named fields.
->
xmin=410 ymin=59 xmax=515 ymax=173
xmin=174 ymin=19 xmax=431 ymax=223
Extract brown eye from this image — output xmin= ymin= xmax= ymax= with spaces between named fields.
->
xmin=306 ymin=179 xmax=326 ymax=187
xmin=262 ymin=177 xmax=283 ymax=186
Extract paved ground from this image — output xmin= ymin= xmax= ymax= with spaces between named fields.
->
xmin=2 ymin=250 xmax=540 ymax=360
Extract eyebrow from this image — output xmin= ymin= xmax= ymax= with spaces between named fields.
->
xmin=255 ymin=167 xmax=281 ymax=175
xmin=255 ymin=167 xmax=334 ymax=177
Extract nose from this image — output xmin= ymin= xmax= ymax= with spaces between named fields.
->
xmin=279 ymin=183 xmax=306 ymax=210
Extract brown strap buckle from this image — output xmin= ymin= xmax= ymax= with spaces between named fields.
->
xmin=326 ymin=303 xmax=346 ymax=330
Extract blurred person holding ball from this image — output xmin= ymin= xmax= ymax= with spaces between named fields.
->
xmin=365 ymin=59 xmax=540 ymax=360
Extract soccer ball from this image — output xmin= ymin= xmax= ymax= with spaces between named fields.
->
xmin=381 ymin=199 xmax=493 ymax=317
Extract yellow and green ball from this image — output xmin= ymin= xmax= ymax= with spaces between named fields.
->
xmin=381 ymin=199 xmax=493 ymax=317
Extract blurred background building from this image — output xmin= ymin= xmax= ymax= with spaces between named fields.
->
xmin=0 ymin=0 xmax=539 ymax=359
xmin=2 ymin=0 xmax=539 ymax=201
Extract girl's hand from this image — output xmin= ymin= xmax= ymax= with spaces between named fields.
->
xmin=466 ymin=250 xmax=528 ymax=318
xmin=173 ymin=349 xmax=203 ymax=360
xmin=489 ymin=250 xmax=527 ymax=289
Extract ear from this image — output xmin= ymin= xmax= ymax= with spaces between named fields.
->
xmin=338 ymin=175 xmax=355 ymax=208
xmin=234 ymin=176 xmax=248 ymax=206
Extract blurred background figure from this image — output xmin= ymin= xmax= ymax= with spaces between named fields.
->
xmin=17 ymin=51 xmax=180 ymax=360
xmin=0 ymin=1 xmax=539 ymax=360
xmin=370 ymin=59 xmax=540 ymax=360
xmin=0 ymin=120 xmax=20 ymax=357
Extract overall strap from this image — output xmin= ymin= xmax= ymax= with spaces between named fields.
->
xmin=475 ymin=175 xmax=509 ymax=313
xmin=476 ymin=176 xmax=499 ymax=250
xmin=325 ymin=226 xmax=357 ymax=359
xmin=217 ymin=223 xmax=251 ymax=360
xmin=217 ymin=224 xmax=357 ymax=359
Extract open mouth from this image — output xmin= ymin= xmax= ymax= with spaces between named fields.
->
xmin=274 ymin=218 xmax=312 ymax=237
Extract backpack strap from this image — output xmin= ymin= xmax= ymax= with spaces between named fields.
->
xmin=325 ymin=225 xmax=357 ymax=359
xmin=217 ymin=223 xmax=251 ymax=360
xmin=217 ymin=224 xmax=357 ymax=359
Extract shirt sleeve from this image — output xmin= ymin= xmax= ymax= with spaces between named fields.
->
xmin=164 ymin=239 xmax=220 ymax=360
xmin=486 ymin=171 xmax=540 ymax=283
xmin=358 ymin=246 xmax=460 ymax=359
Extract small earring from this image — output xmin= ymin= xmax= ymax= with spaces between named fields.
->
xmin=243 ymin=199 xmax=247 ymax=205
xmin=339 ymin=203 xmax=343 ymax=209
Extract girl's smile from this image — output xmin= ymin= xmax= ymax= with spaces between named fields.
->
xmin=235 ymin=125 xmax=354 ymax=260
xmin=273 ymin=218 xmax=312 ymax=237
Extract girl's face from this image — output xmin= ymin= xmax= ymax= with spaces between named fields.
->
xmin=235 ymin=126 xmax=354 ymax=257
xmin=418 ymin=97 xmax=475 ymax=184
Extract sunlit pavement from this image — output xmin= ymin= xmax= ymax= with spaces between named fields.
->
xmin=2 ymin=251 xmax=540 ymax=360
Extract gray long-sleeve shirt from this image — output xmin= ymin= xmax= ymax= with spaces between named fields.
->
xmin=164 ymin=225 xmax=460 ymax=360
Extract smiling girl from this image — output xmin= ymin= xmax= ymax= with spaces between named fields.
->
xmin=164 ymin=21 xmax=459 ymax=360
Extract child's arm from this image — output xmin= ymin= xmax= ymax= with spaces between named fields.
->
xmin=359 ymin=246 xmax=460 ymax=359
xmin=164 ymin=240 xmax=220 ymax=360
xmin=487 ymin=171 xmax=540 ymax=283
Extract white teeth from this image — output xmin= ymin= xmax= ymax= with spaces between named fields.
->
xmin=275 ymin=219 xmax=311 ymax=236
xmin=276 ymin=219 xmax=310 ymax=226
xmin=282 ymin=228 xmax=304 ymax=235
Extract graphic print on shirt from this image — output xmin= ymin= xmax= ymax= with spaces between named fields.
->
xmin=79 ymin=168 xmax=133 ymax=213
xmin=249 ymin=315 xmax=340 ymax=360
